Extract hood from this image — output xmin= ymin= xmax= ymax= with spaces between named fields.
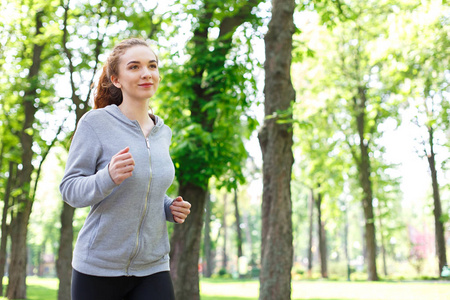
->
xmin=103 ymin=104 xmax=164 ymax=134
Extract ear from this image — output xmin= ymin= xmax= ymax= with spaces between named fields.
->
xmin=111 ymin=75 xmax=121 ymax=89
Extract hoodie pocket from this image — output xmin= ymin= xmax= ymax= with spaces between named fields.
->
xmin=88 ymin=214 xmax=102 ymax=249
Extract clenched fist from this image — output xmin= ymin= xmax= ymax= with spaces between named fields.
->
xmin=109 ymin=147 xmax=135 ymax=185
xmin=170 ymin=196 xmax=191 ymax=224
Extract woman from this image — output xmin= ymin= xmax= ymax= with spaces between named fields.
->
xmin=60 ymin=38 xmax=191 ymax=300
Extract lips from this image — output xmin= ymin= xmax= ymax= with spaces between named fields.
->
xmin=139 ymin=83 xmax=153 ymax=87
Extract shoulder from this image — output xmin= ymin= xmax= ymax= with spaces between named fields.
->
xmin=80 ymin=107 xmax=109 ymax=123
xmin=78 ymin=107 xmax=119 ymax=132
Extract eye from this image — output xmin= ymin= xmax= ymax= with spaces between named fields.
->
xmin=149 ymin=64 xmax=158 ymax=69
xmin=129 ymin=65 xmax=139 ymax=70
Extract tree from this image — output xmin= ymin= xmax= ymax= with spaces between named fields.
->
xmin=156 ymin=1 xmax=262 ymax=298
xmin=0 ymin=161 xmax=16 ymax=296
xmin=0 ymin=3 xmax=22 ymax=293
xmin=293 ymin=106 xmax=345 ymax=279
xmin=296 ymin=0 xmax=407 ymax=281
xmin=258 ymin=0 xmax=296 ymax=298
xmin=7 ymin=6 xmax=50 ymax=298
xmin=399 ymin=1 xmax=450 ymax=275
xmin=292 ymin=68 xmax=346 ymax=279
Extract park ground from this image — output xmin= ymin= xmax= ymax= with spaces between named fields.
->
xmin=1 ymin=277 xmax=449 ymax=300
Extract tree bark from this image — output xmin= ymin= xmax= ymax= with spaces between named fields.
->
xmin=354 ymin=87 xmax=378 ymax=281
xmin=258 ymin=0 xmax=295 ymax=298
xmin=316 ymin=191 xmax=328 ymax=278
xmin=426 ymin=126 xmax=448 ymax=276
xmin=56 ymin=203 xmax=75 ymax=300
xmin=170 ymin=182 xmax=207 ymax=300
xmin=7 ymin=10 xmax=45 ymax=299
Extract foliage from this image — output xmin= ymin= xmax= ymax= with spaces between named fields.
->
xmin=156 ymin=0 xmax=263 ymax=190
xmin=290 ymin=0 xmax=431 ymax=278
xmin=399 ymin=1 xmax=450 ymax=175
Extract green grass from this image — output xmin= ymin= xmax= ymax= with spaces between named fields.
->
xmin=1 ymin=277 xmax=449 ymax=300
xmin=200 ymin=278 xmax=450 ymax=300
xmin=1 ymin=277 xmax=58 ymax=300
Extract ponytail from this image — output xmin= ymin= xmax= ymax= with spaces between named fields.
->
xmin=93 ymin=65 xmax=123 ymax=109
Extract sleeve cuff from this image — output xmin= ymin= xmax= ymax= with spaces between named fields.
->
xmin=164 ymin=195 xmax=176 ymax=223
xmin=96 ymin=164 xmax=118 ymax=195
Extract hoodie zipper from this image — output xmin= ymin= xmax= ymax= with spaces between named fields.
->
xmin=125 ymin=127 xmax=153 ymax=276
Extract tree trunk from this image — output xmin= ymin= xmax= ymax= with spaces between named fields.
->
xmin=258 ymin=0 xmax=295 ymax=298
xmin=316 ymin=191 xmax=328 ymax=278
xmin=7 ymin=10 xmax=45 ymax=299
xmin=426 ymin=126 xmax=448 ymax=276
xmin=56 ymin=202 xmax=75 ymax=300
xmin=307 ymin=189 xmax=314 ymax=277
xmin=354 ymin=87 xmax=378 ymax=281
xmin=7 ymin=194 xmax=33 ymax=300
xmin=203 ymin=191 xmax=213 ymax=278
xmin=170 ymin=182 xmax=208 ymax=300
xmin=0 ymin=162 xmax=15 ymax=296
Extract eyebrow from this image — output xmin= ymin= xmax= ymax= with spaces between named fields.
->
xmin=127 ymin=59 xmax=158 ymax=65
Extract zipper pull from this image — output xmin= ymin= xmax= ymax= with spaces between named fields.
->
xmin=146 ymin=138 xmax=150 ymax=149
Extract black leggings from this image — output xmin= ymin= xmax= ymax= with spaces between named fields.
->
xmin=72 ymin=269 xmax=175 ymax=300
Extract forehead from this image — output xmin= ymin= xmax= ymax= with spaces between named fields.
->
xmin=120 ymin=45 xmax=157 ymax=63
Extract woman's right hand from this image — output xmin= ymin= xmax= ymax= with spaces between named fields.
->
xmin=109 ymin=147 xmax=135 ymax=185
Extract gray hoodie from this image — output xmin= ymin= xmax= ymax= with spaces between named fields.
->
xmin=60 ymin=104 xmax=176 ymax=277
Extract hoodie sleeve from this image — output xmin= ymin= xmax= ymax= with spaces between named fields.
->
xmin=60 ymin=118 xmax=117 ymax=208
xmin=164 ymin=195 xmax=176 ymax=223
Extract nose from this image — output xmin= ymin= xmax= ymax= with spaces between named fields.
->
xmin=141 ymin=67 xmax=152 ymax=79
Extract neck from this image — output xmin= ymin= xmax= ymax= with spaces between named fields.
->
xmin=118 ymin=99 xmax=151 ymax=125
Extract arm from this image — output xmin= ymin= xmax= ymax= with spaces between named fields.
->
xmin=59 ymin=119 xmax=117 ymax=208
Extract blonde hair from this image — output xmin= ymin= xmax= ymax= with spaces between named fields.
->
xmin=93 ymin=38 xmax=158 ymax=109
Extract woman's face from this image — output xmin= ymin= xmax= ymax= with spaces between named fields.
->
xmin=112 ymin=45 xmax=160 ymax=102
